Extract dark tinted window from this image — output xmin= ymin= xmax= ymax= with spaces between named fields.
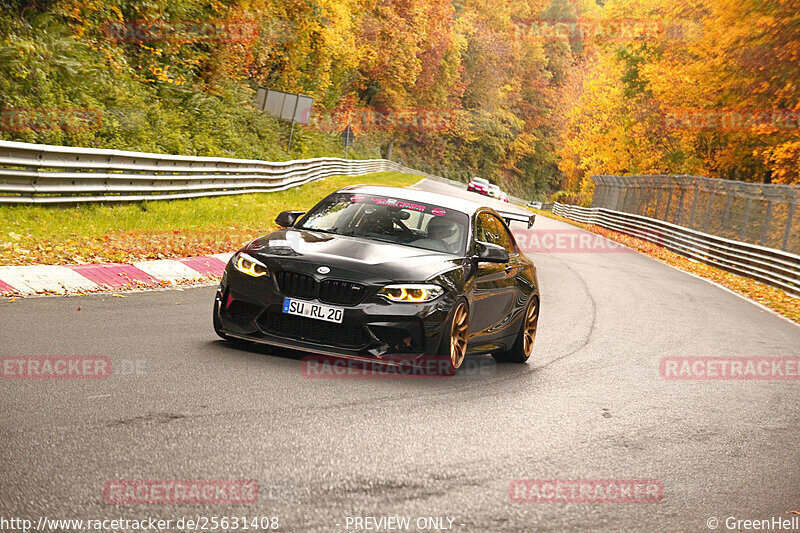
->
xmin=476 ymin=212 xmax=516 ymax=253
xmin=297 ymin=193 xmax=469 ymax=254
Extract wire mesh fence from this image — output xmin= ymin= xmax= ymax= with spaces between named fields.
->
xmin=410 ymin=162 xmax=473 ymax=183
xmin=591 ymin=175 xmax=800 ymax=254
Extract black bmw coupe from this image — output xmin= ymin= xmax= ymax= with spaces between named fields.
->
xmin=213 ymin=185 xmax=540 ymax=373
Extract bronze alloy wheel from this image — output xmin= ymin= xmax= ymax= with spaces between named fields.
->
xmin=522 ymin=298 xmax=539 ymax=356
xmin=450 ymin=302 xmax=469 ymax=369
xmin=492 ymin=295 xmax=539 ymax=364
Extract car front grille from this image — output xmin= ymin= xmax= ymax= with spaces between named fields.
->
xmin=274 ymin=271 xmax=365 ymax=305
xmin=319 ymin=279 xmax=365 ymax=305
xmin=259 ymin=311 xmax=366 ymax=349
xmin=274 ymin=271 xmax=316 ymax=299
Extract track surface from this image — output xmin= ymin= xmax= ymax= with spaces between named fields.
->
xmin=2 ymin=179 xmax=799 ymax=532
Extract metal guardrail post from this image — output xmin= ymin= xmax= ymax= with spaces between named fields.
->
xmin=741 ymin=197 xmax=753 ymax=241
xmin=722 ymin=194 xmax=734 ymax=232
xmin=653 ymin=186 xmax=662 ymax=219
xmin=703 ymin=190 xmax=715 ymax=233
xmin=664 ymin=188 xmax=673 ymax=221
xmin=761 ymin=201 xmax=772 ymax=247
xmin=675 ymin=186 xmax=687 ymax=225
xmin=783 ymin=203 xmax=796 ymax=251
xmin=635 ymin=184 xmax=645 ymax=214
xmin=688 ymin=182 xmax=700 ymax=229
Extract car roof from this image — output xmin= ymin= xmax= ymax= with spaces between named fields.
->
xmin=335 ymin=184 xmax=489 ymax=215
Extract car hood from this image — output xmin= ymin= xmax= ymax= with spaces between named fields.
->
xmin=244 ymin=229 xmax=464 ymax=282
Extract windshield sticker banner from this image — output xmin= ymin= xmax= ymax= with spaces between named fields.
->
xmin=370 ymin=197 xmax=426 ymax=212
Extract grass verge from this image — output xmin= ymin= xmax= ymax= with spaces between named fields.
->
xmin=529 ymin=208 xmax=800 ymax=324
xmin=0 ymin=171 xmax=420 ymax=266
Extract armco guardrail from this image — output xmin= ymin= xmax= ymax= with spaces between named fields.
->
xmin=551 ymin=202 xmax=800 ymax=297
xmin=0 ymin=140 xmax=438 ymax=203
xmin=525 ymin=201 xmax=553 ymax=211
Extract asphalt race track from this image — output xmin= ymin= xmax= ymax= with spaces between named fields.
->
xmin=2 ymin=179 xmax=799 ymax=532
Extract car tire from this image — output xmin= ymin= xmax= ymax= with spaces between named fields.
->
xmin=436 ymin=299 xmax=469 ymax=375
xmin=493 ymin=295 xmax=538 ymax=363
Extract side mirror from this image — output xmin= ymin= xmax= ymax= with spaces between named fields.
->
xmin=275 ymin=210 xmax=305 ymax=228
xmin=475 ymin=241 xmax=509 ymax=263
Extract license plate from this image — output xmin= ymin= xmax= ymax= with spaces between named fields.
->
xmin=282 ymin=298 xmax=344 ymax=324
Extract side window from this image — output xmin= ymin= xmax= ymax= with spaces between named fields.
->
xmin=475 ymin=213 xmax=492 ymax=243
xmin=476 ymin=213 xmax=516 ymax=253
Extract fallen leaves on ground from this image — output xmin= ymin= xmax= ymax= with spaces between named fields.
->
xmin=0 ymin=226 xmax=264 ymax=266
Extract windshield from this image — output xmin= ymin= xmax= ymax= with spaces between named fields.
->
xmin=296 ymin=193 xmax=469 ymax=255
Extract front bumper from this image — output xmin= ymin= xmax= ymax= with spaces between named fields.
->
xmin=214 ymin=269 xmax=456 ymax=364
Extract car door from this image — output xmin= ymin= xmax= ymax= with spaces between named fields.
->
xmin=469 ymin=211 xmax=525 ymax=346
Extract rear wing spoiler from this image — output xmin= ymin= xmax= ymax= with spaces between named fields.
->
xmin=497 ymin=210 xmax=535 ymax=228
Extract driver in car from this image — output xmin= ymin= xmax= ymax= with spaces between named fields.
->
xmin=414 ymin=217 xmax=459 ymax=253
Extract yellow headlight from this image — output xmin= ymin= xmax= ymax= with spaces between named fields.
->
xmin=379 ymin=285 xmax=443 ymax=302
xmin=405 ymin=288 xmax=428 ymax=302
xmin=384 ymin=287 xmax=407 ymax=300
xmin=234 ymin=254 xmax=269 ymax=277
